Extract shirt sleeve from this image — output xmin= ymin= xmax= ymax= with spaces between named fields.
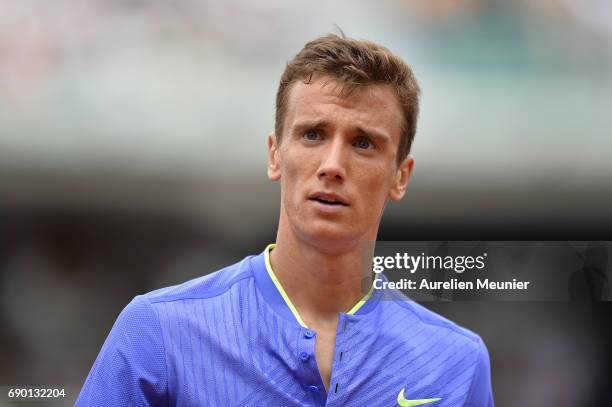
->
xmin=76 ymin=295 xmax=168 ymax=407
xmin=464 ymin=336 xmax=495 ymax=407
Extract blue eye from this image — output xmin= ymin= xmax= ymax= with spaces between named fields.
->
xmin=354 ymin=138 xmax=372 ymax=149
xmin=303 ymin=130 xmax=321 ymax=141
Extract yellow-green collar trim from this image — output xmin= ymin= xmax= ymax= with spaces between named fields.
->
xmin=263 ymin=243 xmax=374 ymax=328
xmin=347 ymin=280 xmax=374 ymax=315
xmin=264 ymin=243 xmax=308 ymax=327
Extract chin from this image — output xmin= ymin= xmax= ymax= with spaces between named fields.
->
xmin=299 ymin=223 xmax=364 ymax=254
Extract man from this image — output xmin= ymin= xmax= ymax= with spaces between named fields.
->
xmin=77 ymin=34 xmax=494 ymax=406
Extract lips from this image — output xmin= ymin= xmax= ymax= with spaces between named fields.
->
xmin=308 ymin=192 xmax=349 ymax=206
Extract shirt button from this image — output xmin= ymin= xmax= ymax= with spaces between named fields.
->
xmin=304 ymin=330 xmax=315 ymax=338
xmin=307 ymin=385 xmax=319 ymax=393
xmin=299 ymin=351 xmax=310 ymax=361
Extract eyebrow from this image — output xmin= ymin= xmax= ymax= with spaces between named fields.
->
xmin=291 ymin=120 xmax=391 ymax=143
xmin=291 ymin=120 xmax=330 ymax=134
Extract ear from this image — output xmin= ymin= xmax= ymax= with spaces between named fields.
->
xmin=388 ymin=155 xmax=414 ymax=201
xmin=267 ymin=133 xmax=281 ymax=181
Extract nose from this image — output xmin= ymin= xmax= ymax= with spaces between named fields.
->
xmin=317 ymin=137 xmax=347 ymax=182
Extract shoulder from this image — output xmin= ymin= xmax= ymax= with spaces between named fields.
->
xmin=113 ymin=253 xmax=259 ymax=343
xmin=141 ymin=254 xmax=257 ymax=305
xmin=384 ymin=289 xmax=482 ymax=346
xmin=92 ymin=253 xmax=258 ymax=374
xmin=76 ymin=254 xmax=260 ymax=405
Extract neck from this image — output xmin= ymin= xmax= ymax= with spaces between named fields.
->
xmin=269 ymin=219 xmax=374 ymax=328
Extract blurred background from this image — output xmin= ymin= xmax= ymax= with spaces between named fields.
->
xmin=1 ymin=0 xmax=611 ymax=405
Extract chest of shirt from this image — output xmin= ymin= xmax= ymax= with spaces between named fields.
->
xmin=154 ymin=296 xmax=478 ymax=407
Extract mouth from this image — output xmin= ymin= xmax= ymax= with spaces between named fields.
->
xmin=308 ymin=192 xmax=349 ymax=207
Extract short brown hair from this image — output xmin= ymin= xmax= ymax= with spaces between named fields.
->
xmin=275 ymin=34 xmax=420 ymax=164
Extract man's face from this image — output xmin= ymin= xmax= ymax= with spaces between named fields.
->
xmin=268 ymin=75 xmax=414 ymax=252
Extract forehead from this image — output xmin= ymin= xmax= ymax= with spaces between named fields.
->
xmin=283 ymin=76 xmax=404 ymax=138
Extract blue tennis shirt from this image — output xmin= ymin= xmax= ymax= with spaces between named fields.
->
xmin=77 ymin=245 xmax=494 ymax=406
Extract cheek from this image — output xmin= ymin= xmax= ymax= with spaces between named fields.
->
xmin=279 ymin=149 xmax=311 ymax=207
xmin=355 ymin=167 xmax=395 ymax=210
xmin=280 ymin=145 xmax=318 ymax=183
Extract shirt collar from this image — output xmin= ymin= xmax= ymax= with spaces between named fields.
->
xmin=250 ymin=244 xmax=382 ymax=328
